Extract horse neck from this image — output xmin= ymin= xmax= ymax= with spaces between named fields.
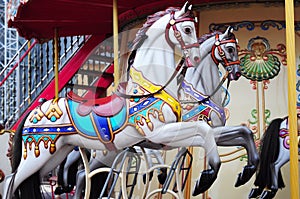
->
xmin=130 ymin=32 xmax=178 ymax=98
xmin=185 ymin=52 xmax=223 ymax=105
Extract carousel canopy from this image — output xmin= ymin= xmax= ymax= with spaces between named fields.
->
xmin=7 ymin=0 xmax=245 ymax=41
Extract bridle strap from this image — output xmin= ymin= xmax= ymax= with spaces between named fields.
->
xmin=211 ymin=34 xmax=240 ymax=69
xmin=165 ymin=11 xmax=199 ymax=50
xmin=115 ymin=57 xmax=186 ymax=99
xmin=197 ymin=71 xmax=229 ymax=104
xmin=165 ymin=11 xmax=200 ymax=67
xmin=222 ymin=76 xmax=231 ymax=107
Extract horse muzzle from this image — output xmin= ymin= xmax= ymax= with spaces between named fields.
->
xmin=227 ymin=65 xmax=242 ymax=81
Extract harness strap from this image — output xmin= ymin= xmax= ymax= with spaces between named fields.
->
xmin=197 ymin=71 xmax=229 ymax=104
xmin=115 ymin=57 xmax=185 ymax=99
xmin=222 ymin=77 xmax=231 ymax=107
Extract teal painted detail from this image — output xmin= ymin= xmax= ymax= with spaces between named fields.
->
xmin=33 ymin=118 xmax=38 ymax=124
xmin=128 ymin=99 xmax=163 ymax=126
xmin=109 ymin=107 xmax=127 ymax=132
xmin=23 ymin=134 xmax=58 ymax=143
xmin=50 ymin=115 xmax=57 ymax=122
xmin=68 ymin=100 xmax=97 ymax=137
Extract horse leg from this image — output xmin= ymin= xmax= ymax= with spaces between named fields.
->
xmin=149 ymin=121 xmax=220 ymax=196
xmin=213 ymin=125 xmax=259 ymax=186
xmin=152 ymin=149 xmax=167 ymax=184
xmin=74 ymin=150 xmax=118 ymax=199
xmin=260 ymin=141 xmax=290 ymax=199
xmin=4 ymin=142 xmax=72 ymax=199
xmin=62 ymin=149 xmax=81 ymax=191
xmin=142 ymin=148 xmax=155 ymax=184
xmin=2 ymin=173 xmax=16 ymax=199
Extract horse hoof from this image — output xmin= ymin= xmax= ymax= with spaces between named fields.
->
xmin=248 ymin=187 xmax=263 ymax=198
xmin=143 ymin=171 xmax=154 ymax=184
xmin=259 ymin=189 xmax=277 ymax=199
xmin=235 ymin=165 xmax=256 ymax=187
xmin=157 ymin=168 xmax=167 ymax=185
xmin=192 ymin=169 xmax=216 ymax=196
xmin=54 ymin=186 xmax=65 ymax=195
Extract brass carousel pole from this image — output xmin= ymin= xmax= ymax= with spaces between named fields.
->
xmin=113 ymin=0 xmax=119 ymax=90
xmin=284 ymin=1 xmax=299 ymax=198
xmin=54 ymin=28 xmax=59 ymax=98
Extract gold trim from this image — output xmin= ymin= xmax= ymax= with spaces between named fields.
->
xmin=130 ymin=67 xmax=181 ymax=120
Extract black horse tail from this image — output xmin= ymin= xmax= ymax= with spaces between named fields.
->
xmin=11 ymin=112 xmax=42 ymax=199
xmin=254 ymin=118 xmax=285 ymax=189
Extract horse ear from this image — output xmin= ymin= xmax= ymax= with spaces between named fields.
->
xmin=219 ymin=26 xmax=233 ymax=40
xmin=179 ymin=1 xmax=190 ymax=16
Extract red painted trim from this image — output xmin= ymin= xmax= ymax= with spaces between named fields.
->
xmin=12 ymin=34 xmax=105 ymax=130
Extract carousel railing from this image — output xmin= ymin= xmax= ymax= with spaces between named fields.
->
xmin=0 ymin=35 xmax=86 ymax=128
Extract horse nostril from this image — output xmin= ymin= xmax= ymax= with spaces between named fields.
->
xmin=234 ymin=72 xmax=241 ymax=80
xmin=194 ymin=56 xmax=200 ymax=63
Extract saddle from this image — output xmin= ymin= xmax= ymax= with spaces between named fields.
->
xmin=67 ymin=91 xmax=126 ymax=117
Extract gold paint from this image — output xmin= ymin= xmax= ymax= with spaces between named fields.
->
xmin=29 ymin=107 xmax=44 ymax=123
xmin=147 ymin=121 xmax=153 ymax=131
xmin=50 ymin=143 xmax=56 ymax=154
xmin=23 ymin=148 xmax=27 ymax=159
xmin=158 ymin=113 xmax=165 ymax=123
xmin=45 ymin=100 xmax=63 ymax=121
xmin=136 ymin=125 xmax=145 ymax=136
xmin=130 ymin=68 xmax=181 ymax=119
xmin=35 ymin=145 xmax=40 ymax=157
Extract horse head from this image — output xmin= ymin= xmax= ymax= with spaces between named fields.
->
xmin=166 ymin=2 xmax=201 ymax=67
xmin=211 ymin=26 xmax=241 ymax=81
xmin=134 ymin=2 xmax=200 ymax=69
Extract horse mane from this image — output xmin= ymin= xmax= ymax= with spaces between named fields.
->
xmin=130 ymin=7 xmax=180 ymax=50
xmin=198 ymin=31 xmax=221 ymax=45
xmin=127 ymin=7 xmax=181 ymax=75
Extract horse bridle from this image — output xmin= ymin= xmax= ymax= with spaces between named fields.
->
xmin=211 ymin=33 xmax=240 ymax=71
xmin=165 ymin=10 xmax=200 ymax=67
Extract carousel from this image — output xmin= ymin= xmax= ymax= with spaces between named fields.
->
xmin=0 ymin=0 xmax=299 ymax=198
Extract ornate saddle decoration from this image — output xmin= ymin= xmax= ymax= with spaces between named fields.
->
xmin=66 ymin=96 xmax=127 ymax=144
xmin=66 ymin=67 xmax=181 ymax=145
xmin=23 ymin=98 xmax=76 ymax=159
xmin=181 ymin=81 xmax=226 ymax=125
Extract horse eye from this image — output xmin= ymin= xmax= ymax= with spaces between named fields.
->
xmin=227 ymin=47 xmax=234 ymax=54
xmin=184 ymin=27 xmax=192 ymax=34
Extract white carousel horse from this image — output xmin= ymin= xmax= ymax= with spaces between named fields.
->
xmin=248 ymin=115 xmax=300 ymax=199
xmin=69 ymin=27 xmax=259 ymax=198
xmin=3 ymin=3 xmax=224 ymax=198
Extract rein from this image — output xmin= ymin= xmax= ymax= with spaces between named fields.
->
xmin=180 ymin=71 xmax=229 ymax=105
xmin=115 ymin=57 xmax=186 ymax=99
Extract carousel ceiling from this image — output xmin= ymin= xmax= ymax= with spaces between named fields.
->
xmin=7 ymin=0 xmax=284 ymax=41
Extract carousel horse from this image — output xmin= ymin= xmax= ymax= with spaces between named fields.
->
xmin=54 ymin=147 xmax=85 ymax=195
xmin=181 ymin=28 xmax=259 ymax=189
xmin=70 ymin=27 xmax=258 ymax=198
xmin=2 ymin=3 xmax=226 ymax=198
xmin=248 ymin=115 xmax=300 ymax=199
